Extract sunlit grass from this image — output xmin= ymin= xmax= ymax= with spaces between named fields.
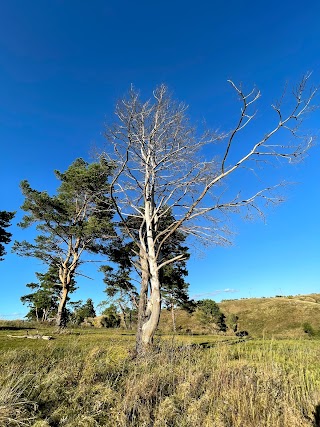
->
xmin=1 ymin=323 xmax=320 ymax=426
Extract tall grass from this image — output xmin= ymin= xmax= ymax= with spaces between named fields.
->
xmin=1 ymin=334 xmax=320 ymax=426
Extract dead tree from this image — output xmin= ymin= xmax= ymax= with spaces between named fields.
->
xmin=103 ymin=75 xmax=317 ymax=354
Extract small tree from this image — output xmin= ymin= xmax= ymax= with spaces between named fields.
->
xmin=100 ymin=264 xmax=138 ymax=329
xmin=13 ymin=158 xmax=115 ymax=328
xmin=72 ymin=298 xmax=96 ymax=324
xmin=103 ymin=77 xmax=316 ymax=353
xmin=21 ymin=283 xmax=53 ymax=322
xmin=155 ymin=210 xmax=192 ymax=332
xmin=100 ymin=304 xmax=121 ymax=328
xmin=196 ymin=299 xmax=227 ymax=332
xmin=0 ymin=211 xmax=15 ymax=261
xmin=161 ymin=265 xmax=191 ymax=333
xmin=226 ymin=313 xmax=239 ymax=332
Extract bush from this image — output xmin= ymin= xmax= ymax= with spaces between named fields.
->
xmin=303 ymin=322 xmax=316 ymax=336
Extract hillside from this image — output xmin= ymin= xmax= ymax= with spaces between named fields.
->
xmin=159 ymin=294 xmax=320 ymax=338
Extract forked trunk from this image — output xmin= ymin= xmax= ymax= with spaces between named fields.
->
xmin=56 ymin=253 xmax=77 ymax=329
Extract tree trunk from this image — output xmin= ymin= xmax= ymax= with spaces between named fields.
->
xmin=135 ymin=250 xmax=150 ymax=354
xmin=56 ymin=287 xmax=68 ymax=328
xmin=171 ymin=303 xmax=176 ymax=333
xmin=140 ymin=257 xmax=161 ymax=348
xmin=135 ymin=195 xmax=163 ymax=353
xmin=57 ymin=253 xmax=77 ymax=329
xmin=119 ymin=303 xmax=128 ymax=329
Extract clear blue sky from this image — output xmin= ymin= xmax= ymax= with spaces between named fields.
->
xmin=0 ymin=0 xmax=319 ymax=319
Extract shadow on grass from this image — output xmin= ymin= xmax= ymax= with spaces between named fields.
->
xmin=197 ymin=338 xmax=250 ymax=348
xmin=314 ymin=403 xmax=320 ymax=426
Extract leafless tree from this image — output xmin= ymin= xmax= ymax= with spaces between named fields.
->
xmin=102 ymin=75 xmax=317 ymax=353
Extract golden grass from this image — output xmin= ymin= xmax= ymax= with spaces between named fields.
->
xmin=219 ymin=293 xmax=320 ymax=337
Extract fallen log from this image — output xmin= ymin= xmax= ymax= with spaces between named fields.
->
xmin=7 ymin=334 xmax=54 ymax=340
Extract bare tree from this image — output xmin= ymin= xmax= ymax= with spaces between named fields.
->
xmin=102 ymin=75 xmax=317 ymax=353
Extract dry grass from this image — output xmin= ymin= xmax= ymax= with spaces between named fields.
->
xmin=1 ymin=325 xmax=320 ymax=426
xmin=219 ymin=293 xmax=320 ymax=337
xmin=157 ymin=294 xmax=320 ymax=338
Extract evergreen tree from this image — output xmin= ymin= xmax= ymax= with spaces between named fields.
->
xmin=0 ymin=211 xmax=15 ymax=261
xmin=13 ymin=158 xmax=115 ymax=328
xmin=196 ymin=299 xmax=227 ymax=332
xmin=100 ymin=264 xmax=138 ymax=329
xmin=21 ymin=263 xmax=76 ymax=321
xmin=160 ymin=263 xmax=191 ymax=332
xmin=100 ymin=303 xmax=121 ymax=328
xmin=72 ymin=298 xmax=96 ymax=324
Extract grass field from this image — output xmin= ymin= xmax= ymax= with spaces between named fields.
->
xmin=1 ymin=322 xmax=320 ymax=426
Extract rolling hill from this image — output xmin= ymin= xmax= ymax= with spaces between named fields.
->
xmin=158 ymin=293 xmax=320 ymax=338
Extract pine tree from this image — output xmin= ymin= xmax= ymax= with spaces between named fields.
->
xmin=14 ymin=158 xmax=115 ymax=328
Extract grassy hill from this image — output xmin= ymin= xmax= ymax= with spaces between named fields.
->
xmin=159 ymin=293 xmax=320 ymax=338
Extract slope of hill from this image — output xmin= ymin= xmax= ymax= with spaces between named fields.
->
xmin=220 ymin=293 xmax=320 ymax=337
xmin=158 ymin=294 xmax=320 ymax=338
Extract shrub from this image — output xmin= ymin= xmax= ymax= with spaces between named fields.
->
xmin=303 ymin=322 xmax=316 ymax=336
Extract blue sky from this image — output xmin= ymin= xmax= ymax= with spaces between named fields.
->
xmin=0 ymin=0 xmax=320 ymax=318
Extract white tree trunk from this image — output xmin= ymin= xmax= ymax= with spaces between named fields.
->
xmin=141 ymin=260 xmax=161 ymax=347
xmin=140 ymin=199 xmax=162 ymax=348
xmin=136 ymin=250 xmax=150 ymax=353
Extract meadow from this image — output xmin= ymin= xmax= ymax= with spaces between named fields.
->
xmin=1 ymin=321 xmax=320 ymax=427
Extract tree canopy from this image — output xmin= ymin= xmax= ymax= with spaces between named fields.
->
xmin=0 ymin=211 xmax=15 ymax=261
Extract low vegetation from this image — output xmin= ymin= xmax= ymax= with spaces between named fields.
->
xmin=1 ymin=321 xmax=320 ymax=426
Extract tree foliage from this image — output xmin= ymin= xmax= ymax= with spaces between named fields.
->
xmin=100 ymin=304 xmax=121 ymax=328
xmin=72 ymin=298 xmax=96 ymax=324
xmin=196 ymin=299 xmax=227 ymax=332
xmin=0 ymin=211 xmax=15 ymax=261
